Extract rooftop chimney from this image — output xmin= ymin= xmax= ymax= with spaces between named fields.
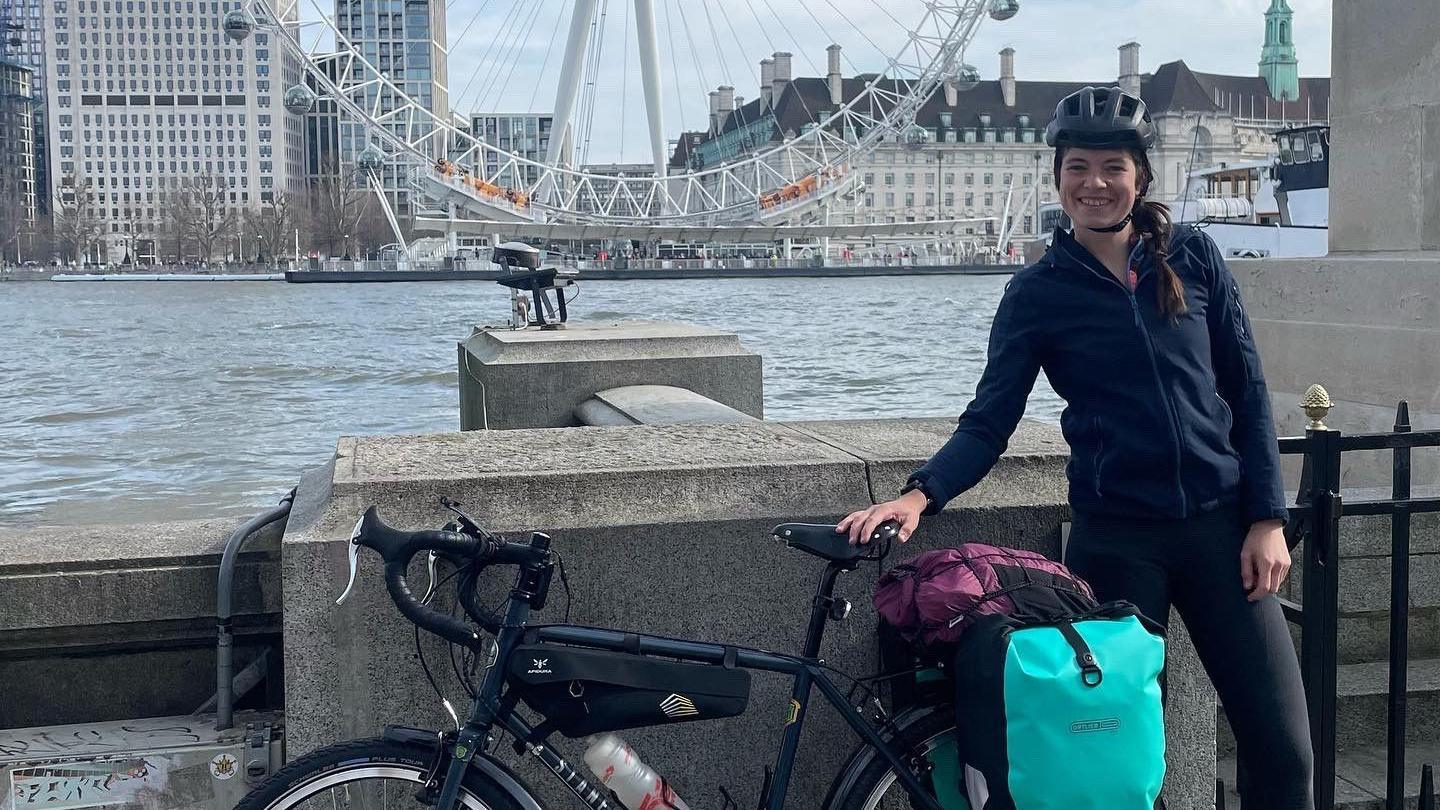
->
xmin=771 ymin=51 xmax=793 ymax=107
xmin=717 ymin=85 xmax=735 ymax=131
xmin=945 ymin=80 xmax=958 ymax=106
xmin=827 ymin=44 xmax=843 ymax=106
xmin=708 ymin=90 xmax=721 ymax=134
xmin=1118 ymin=42 xmax=1141 ymax=96
xmin=760 ymin=57 xmax=775 ymax=108
xmin=1000 ymin=47 xmax=1016 ymax=107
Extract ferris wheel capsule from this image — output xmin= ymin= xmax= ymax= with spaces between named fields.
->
xmin=221 ymin=8 xmax=255 ymax=42
xmin=357 ymin=144 xmax=385 ymax=175
xmin=283 ymin=84 xmax=318 ymax=115
xmin=953 ymin=63 xmax=981 ymax=91
xmin=903 ymin=124 xmax=931 ymax=148
xmin=988 ymin=0 xmax=1019 ymax=21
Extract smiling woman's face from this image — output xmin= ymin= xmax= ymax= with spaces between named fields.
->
xmin=1057 ymin=147 xmax=1141 ymax=231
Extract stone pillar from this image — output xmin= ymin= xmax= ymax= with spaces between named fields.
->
xmin=457 ymin=321 xmax=763 ymax=430
xmin=1238 ymin=0 xmax=1440 ymax=486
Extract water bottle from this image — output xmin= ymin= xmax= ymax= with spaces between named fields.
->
xmin=582 ymin=733 xmax=691 ymax=810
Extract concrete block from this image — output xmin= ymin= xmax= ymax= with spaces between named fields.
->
xmin=282 ymin=421 xmax=1216 ymax=808
xmin=1248 ymin=319 xmax=1440 ymax=417
xmin=1232 ymin=256 xmax=1440 ymax=332
xmin=1331 ymin=0 xmax=1440 ymax=118
xmin=457 ymin=321 xmax=763 ymax=430
xmin=1335 ymin=610 xmax=1440 ymax=665
xmin=1339 ymin=554 xmax=1440 ymax=614
xmin=1330 ymin=107 xmax=1430 ymax=253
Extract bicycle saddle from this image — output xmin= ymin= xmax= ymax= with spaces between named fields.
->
xmin=772 ymin=521 xmax=900 ymax=564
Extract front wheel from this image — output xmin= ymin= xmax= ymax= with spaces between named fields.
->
xmin=829 ymin=708 xmax=968 ymax=810
xmin=236 ymin=738 xmax=532 ymax=810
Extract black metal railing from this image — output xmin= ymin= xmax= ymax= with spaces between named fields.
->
xmin=1227 ymin=398 xmax=1440 ymax=809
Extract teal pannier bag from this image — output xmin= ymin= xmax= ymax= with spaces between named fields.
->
xmin=951 ymin=601 xmax=1166 ymax=810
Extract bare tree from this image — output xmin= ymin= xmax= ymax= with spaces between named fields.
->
xmin=49 ymin=173 xmax=105 ymax=264
xmin=307 ymin=172 xmax=367 ymax=258
xmin=243 ymin=191 xmax=299 ymax=267
xmin=0 ymin=200 xmax=23 ymax=265
xmin=164 ymin=174 xmax=234 ymax=263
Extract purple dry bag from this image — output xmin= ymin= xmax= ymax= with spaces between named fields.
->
xmin=873 ymin=543 xmax=1097 ymax=645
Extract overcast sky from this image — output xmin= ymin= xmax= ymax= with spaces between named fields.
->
xmin=307 ymin=0 xmax=1332 ymax=164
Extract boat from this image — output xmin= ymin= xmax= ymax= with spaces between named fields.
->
xmin=1032 ymin=124 xmax=1330 ymax=261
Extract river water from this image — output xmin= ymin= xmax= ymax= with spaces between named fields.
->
xmin=0 ymin=276 xmax=1062 ymax=528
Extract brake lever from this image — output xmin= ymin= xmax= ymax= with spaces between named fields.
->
xmin=336 ymin=513 xmax=365 ymax=605
xmin=420 ymin=550 xmax=440 ymax=605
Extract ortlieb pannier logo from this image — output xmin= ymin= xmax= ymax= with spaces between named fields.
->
xmin=1069 ymin=718 xmax=1121 ymax=734
xmin=528 ymin=658 xmax=551 ymax=675
xmin=659 ymin=693 xmax=700 ymax=719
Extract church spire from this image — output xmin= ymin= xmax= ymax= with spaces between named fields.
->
xmin=1259 ymin=0 xmax=1300 ymax=102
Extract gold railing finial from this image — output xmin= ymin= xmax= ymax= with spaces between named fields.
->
xmin=1301 ymin=384 xmax=1334 ymax=431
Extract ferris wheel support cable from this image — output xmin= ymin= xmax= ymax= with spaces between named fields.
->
xmin=527 ymin=0 xmax=571 ymax=110
xmin=576 ymin=0 xmax=608 ymax=165
xmin=459 ymin=0 xmax=531 ymax=107
xmin=697 ymin=0 xmax=728 ymax=86
xmin=478 ymin=0 xmax=549 ymax=112
xmin=544 ymin=0 xmax=600 ymax=168
xmin=738 ymin=0 xmax=781 ymax=69
xmin=673 ymin=0 xmax=712 ymax=108
xmin=632 ymin=0 xmax=667 ymax=177
xmin=757 ymin=0 xmax=819 ymax=75
xmin=713 ymin=0 xmax=759 ymax=88
xmin=616 ymin=0 xmax=631 ymax=163
xmin=792 ymin=0 xmax=859 ymax=73
xmin=454 ymin=0 xmax=531 ymax=110
xmin=446 ymin=0 xmax=496 ymax=54
xmin=660 ymin=1 xmax=687 ymax=132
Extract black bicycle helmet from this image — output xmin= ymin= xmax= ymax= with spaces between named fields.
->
xmin=1044 ymin=86 xmax=1156 ymax=150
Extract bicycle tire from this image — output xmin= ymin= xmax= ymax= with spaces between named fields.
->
xmin=829 ymin=708 xmax=963 ymax=810
xmin=236 ymin=738 xmax=532 ymax=810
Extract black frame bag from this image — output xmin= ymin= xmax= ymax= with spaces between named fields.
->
xmin=505 ymin=642 xmax=751 ymax=739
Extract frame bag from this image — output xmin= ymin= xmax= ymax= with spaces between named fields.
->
xmin=506 ymin=641 xmax=751 ymax=739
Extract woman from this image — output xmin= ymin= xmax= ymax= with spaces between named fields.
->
xmin=838 ymin=86 xmax=1314 ymax=809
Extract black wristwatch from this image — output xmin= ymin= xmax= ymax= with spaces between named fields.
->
xmin=900 ymin=478 xmax=935 ymax=512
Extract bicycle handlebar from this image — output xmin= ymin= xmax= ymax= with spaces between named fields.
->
xmin=346 ymin=506 xmax=512 ymax=646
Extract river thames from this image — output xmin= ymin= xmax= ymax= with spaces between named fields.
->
xmin=0 ymin=275 xmax=1063 ymax=527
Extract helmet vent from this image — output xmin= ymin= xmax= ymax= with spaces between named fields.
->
xmin=1118 ymin=97 xmax=1138 ymax=118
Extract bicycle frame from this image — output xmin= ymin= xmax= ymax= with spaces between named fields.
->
xmin=430 ymin=556 xmax=946 ymax=810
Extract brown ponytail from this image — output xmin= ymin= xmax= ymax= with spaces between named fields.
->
xmin=1129 ymin=195 xmax=1187 ymax=320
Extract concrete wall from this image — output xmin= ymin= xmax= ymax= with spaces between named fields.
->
xmin=0 ymin=518 xmax=283 ymax=729
xmin=281 ymin=418 xmax=1217 ymax=808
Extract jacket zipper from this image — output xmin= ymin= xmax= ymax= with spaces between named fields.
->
xmin=1093 ymin=416 xmax=1106 ymax=498
xmin=1057 ymin=241 xmax=1189 ymax=515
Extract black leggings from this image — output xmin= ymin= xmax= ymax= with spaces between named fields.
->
xmin=1065 ymin=505 xmax=1314 ymax=810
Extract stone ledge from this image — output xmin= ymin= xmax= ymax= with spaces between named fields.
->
xmin=0 ymin=519 xmax=282 ymax=634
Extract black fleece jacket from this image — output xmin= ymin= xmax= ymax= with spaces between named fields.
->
xmin=910 ymin=225 xmax=1288 ymax=527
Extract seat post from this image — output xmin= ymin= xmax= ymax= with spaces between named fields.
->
xmin=800 ymin=563 xmax=848 ymax=659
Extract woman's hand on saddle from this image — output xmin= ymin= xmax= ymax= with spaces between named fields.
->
xmin=835 ymin=490 xmax=926 ymax=546
xmin=1240 ymin=519 xmax=1290 ymax=602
